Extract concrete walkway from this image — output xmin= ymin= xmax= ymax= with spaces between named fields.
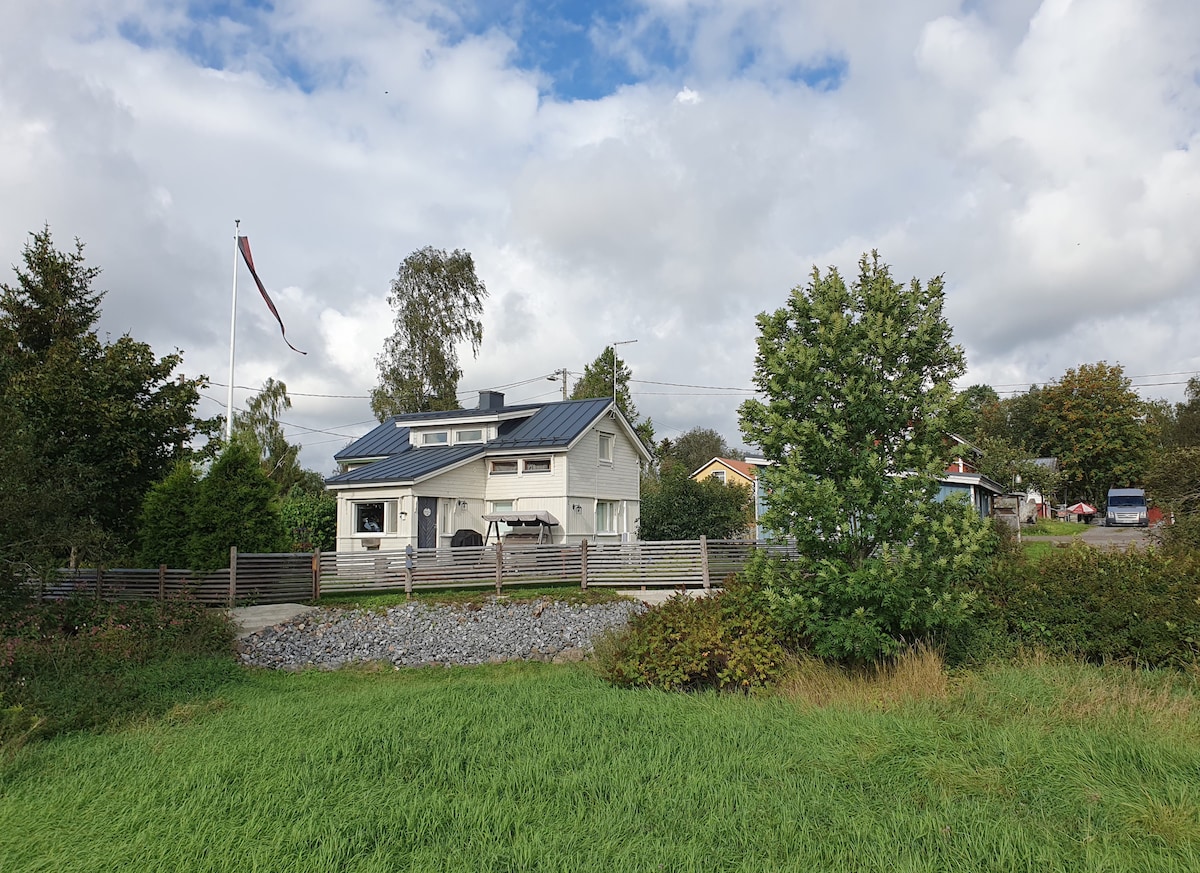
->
xmin=614 ymin=587 xmax=717 ymax=606
xmin=229 ymin=603 xmax=317 ymax=639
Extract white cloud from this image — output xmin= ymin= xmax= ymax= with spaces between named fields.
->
xmin=2 ymin=0 xmax=1199 ymax=474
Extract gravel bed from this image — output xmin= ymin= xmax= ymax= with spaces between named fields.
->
xmin=237 ymin=598 xmax=644 ymax=670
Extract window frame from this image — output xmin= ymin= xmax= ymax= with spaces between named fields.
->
xmin=420 ymin=431 xmax=449 ymax=446
xmin=598 ymin=432 xmax=614 ymax=463
xmin=350 ymin=501 xmax=384 ymax=534
xmin=489 ymin=459 xmax=518 ymax=475
xmin=595 ymin=500 xmax=618 ymax=534
xmin=522 ymin=457 xmax=552 ymax=474
xmin=455 ymin=428 xmax=484 ymax=444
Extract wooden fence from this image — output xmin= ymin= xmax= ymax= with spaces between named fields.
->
xmin=31 ymin=539 xmax=800 ymax=606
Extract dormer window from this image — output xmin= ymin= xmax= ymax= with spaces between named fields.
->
xmin=455 ymin=428 xmax=484 ymax=444
xmin=421 ymin=431 xmax=449 ymax=446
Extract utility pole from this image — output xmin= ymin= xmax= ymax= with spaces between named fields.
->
xmin=548 ymin=368 xmax=570 ymax=401
xmin=611 ymin=339 xmax=638 ymax=410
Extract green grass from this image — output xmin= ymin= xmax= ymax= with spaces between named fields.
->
xmin=315 ymin=583 xmax=626 ymax=611
xmin=1021 ymin=540 xmax=1063 ymax=560
xmin=1025 ymin=519 xmax=1090 ymax=536
xmin=3 ymin=660 xmax=1200 ymax=871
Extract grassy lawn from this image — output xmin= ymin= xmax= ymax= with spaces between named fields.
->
xmin=4 ymin=659 xmax=1200 ymax=872
xmin=1024 ymin=519 xmax=1090 ymax=536
xmin=315 ymin=583 xmax=626 ymax=611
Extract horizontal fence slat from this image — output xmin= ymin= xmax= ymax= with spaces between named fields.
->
xmin=26 ymin=539 xmax=800 ymax=605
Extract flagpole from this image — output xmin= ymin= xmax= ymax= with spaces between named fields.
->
xmin=225 ymin=219 xmax=240 ymax=442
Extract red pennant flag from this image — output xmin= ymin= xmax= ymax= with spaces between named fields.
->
xmin=237 ymin=236 xmax=306 ymax=355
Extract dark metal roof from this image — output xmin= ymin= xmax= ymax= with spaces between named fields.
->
xmin=329 ymin=398 xmax=618 ymax=484
xmin=334 ymin=419 xmax=412 ymax=461
xmin=327 ymin=444 xmax=485 ymax=485
xmin=489 ymin=398 xmax=613 ymax=450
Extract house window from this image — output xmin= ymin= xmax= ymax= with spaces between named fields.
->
xmin=421 ymin=431 xmax=449 ymax=446
xmin=598 ymin=432 xmax=613 ymax=463
xmin=523 ymin=458 xmax=551 ymax=473
xmin=711 ymin=470 xmax=726 ymax=483
xmin=596 ymin=500 xmax=617 ymax=534
xmin=490 ymin=459 xmax=518 ymax=475
xmin=455 ymin=428 xmax=484 ymax=444
xmin=355 ymin=502 xmax=384 ymax=533
xmin=490 ymin=500 xmax=514 ymax=535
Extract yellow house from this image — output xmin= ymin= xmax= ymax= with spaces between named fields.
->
xmin=690 ymin=457 xmax=757 ymax=489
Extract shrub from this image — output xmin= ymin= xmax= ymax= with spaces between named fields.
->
xmin=595 ymin=577 xmax=785 ymax=691
xmin=1 ymin=595 xmax=237 ymax=744
xmin=744 ymin=497 xmax=996 ymax=664
xmin=977 ymin=545 xmax=1200 ymax=668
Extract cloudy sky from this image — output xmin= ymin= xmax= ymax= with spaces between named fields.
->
xmin=4 ymin=0 xmax=1199 ymax=472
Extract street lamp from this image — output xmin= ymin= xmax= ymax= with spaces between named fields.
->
xmin=611 ymin=339 xmax=637 ymax=409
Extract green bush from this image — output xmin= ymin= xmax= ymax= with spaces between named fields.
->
xmin=595 ymin=577 xmax=785 ymax=691
xmin=977 ymin=545 xmax=1200 ymax=667
xmin=744 ymin=498 xmax=996 ymax=664
xmin=1 ymin=595 xmax=238 ymax=744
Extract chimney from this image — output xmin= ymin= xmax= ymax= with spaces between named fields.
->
xmin=478 ymin=390 xmax=505 ymax=410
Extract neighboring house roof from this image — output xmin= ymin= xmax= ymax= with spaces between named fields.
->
xmin=327 ymin=394 xmax=649 ymax=487
xmin=947 ymin=433 xmax=984 ymax=457
xmin=939 ymin=472 xmax=1006 ymax=495
xmin=691 ymin=457 xmax=756 ymax=483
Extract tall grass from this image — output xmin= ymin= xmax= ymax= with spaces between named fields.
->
xmin=3 ymin=660 xmax=1199 ymax=871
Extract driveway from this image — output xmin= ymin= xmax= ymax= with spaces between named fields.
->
xmin=1023 ymin=523 xmax=1155 ymax=550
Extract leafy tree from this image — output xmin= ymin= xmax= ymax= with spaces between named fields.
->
xmin=232 ymin=378 xmax=319 ymax=494
xmin=973 ymin=435 xmax=1063 ymax=502
xmin=1167 ymin=378 xmax=1200 ymax=448
xmin=975 ymin=385 xmax=1048 ymax=452
xmin=639 ymin=467 xmax=751 ymax=541
xmin=661 ymin=427 xmax=746 ymax=476
xmin=187 ymin=443 xmax=284 ymax=571
xmin=280 ymin=489 xmax=337 ymax=552
xmin=571 ymin=345 xmax=654 ymax=447
xmin=1035 ymin=362 xmax=1154 ymax=505
xmin=0 ymin=228 xmax=216 ymax=561
xmin=1145 ymin=446 xmax=1200 ymax=553
xmin=945 ymin=383 xmax=999 ymax=438
xmin=738 ymin=252 xmax=992 ymax=662
xmin=739 ymin=251 xmax=966 ymax=566
xmin=137 ymin=462 xmax=200 ymax=568
xmin=371 ymin=247 xmax=487 ymax=419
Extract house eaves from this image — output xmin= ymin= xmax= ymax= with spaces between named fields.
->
xmin=940 ymin=472 xmax=1006 ymax=495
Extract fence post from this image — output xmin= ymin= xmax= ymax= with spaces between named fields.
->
xmin=579 ymin=540 xmax=589 ymax=590
xmin=158 ymin=564 xmax=166 ymax=602
xmin=96 ymin=565 xmax=104 ymax=601
xmin=699 ymin=536 xmax=710 ymax=591
xmin=312 ymin=550 xmax=321 ymax=601
xmin=495 ymin=542 xmax=504 ymax=594
xmin=228 ymin=546 xmax=238 ymax=608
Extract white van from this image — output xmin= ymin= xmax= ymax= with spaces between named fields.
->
xmin=1105 ymin=488 xmax=1148 ymax=527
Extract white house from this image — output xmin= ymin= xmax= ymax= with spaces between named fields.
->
xmin=326 ymin=391 xmax=651 ymax=550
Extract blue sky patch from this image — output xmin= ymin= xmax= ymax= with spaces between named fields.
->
xmin=788 ymin=56 xmax=848 ymax=91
